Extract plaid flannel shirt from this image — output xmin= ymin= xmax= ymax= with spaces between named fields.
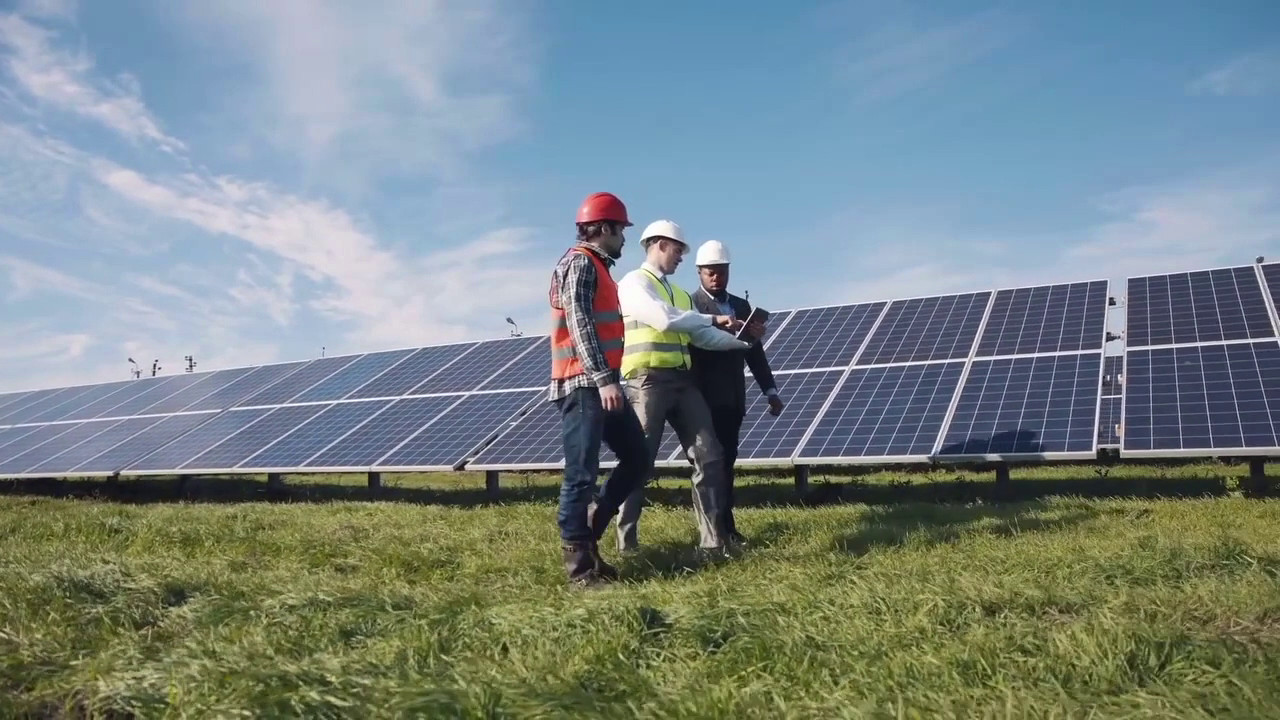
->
xmin=548 ymin=244 xmax=621 ymax=401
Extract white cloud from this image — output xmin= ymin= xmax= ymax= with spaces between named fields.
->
xmin=174 ymin=0 xmax=536 ymax=187
xmin=1189 ymin=48 xmax=1280 ymax=97
xmin=15 ymin=0 xmax=75 ymax=21
xmin=826 ymin=5 xmax=1022 ymax=103
xmin=0 ymin=13 xmax=184 ymax=153
xmin=0 ymin=253 xmax=100 ymax=301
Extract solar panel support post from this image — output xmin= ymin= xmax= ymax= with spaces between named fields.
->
xmin=1248 ymin=458 xmax=1269 ymax=496
xmin=994 ymin=462 xmax=1011 ymax=498
xmin=794 ymin=465 xmax=809 ymax=495
xmin=367 ymin=471 xmax=382 ymax=491
xmin=485 ymin=470 xmax=500 ymax=499
xmin=267 ymin=472 xmax=285 ymax=489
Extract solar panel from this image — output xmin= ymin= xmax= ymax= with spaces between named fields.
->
xmin=0 ymin=391 xmax=32 ymax=414
xmin=178 ymin=404 xmax=331 ymax=471
xmin=1122 ymin=341 xmax=1280 ymax=454
xmin=975 ymin=280 xmax=1109 ymax=356
xmin=409 ymin=337 xmax=542 ymax=395
xmin=135 ymin=368 xmax=258 ymax=416
xmin=376 ymin=390 xmax=539 ymax=470
xmin=21 ymin=416 xmax=166 ymax=477
xmin=62 ymin=377 xmax=178 ymax=421
xmin=0 ymin=386 xmax=95 ymax=425
xmin=936 ymin=353 xmax=1102 ymax=458
xmin=94 ymin=372 xmax=213 ymax=419
xmin=0 ymin=388 xmax=64 ymax=424
xmin=23 ymin=381 xmax=135 ymax=424
xmin=0 ymin=422 xmax=85 ymax=468
xmin=729 ymin=370 xmax=844 ymax=462
xmin=1262 ymin=263 xmax=1280 ymax=322
xmin=179 ymin=362 xmax=309 ymax=413
xmin=234 ymin=354 xmax=362 ymax=407
xmin=456 ymin=397 xmax=562 ymax=470
xmin=1126 ymin=267 xmax=1273 ymax=348
xmin=347 ymin=343 xmax=477 ymax=399
xmin=291 ymin=349 xmax=415 ymax=403
xmin=125 ymin=408 xmax=272 ymax=473
xmin=763 ymin=302 xmax=886 ymax=371
xmin=797 ymin=362 xmax=965 ymax=461
xmin=73 ymin=413 xmax=215 ymax=475
xmin=0 ymin=426 xmax=40 ymax=450
xmin=857 ymin=292 xmax=991 ymax=365
xmin=474 ymin=340 xmax=549 ymax=391
xmin=302 ymin=396 xmax=459 ymax=469
xmin=1098 ymin=395 xmax=1121 ymax=447
xmin=238 ymin=399 xmax=393 ymax=470
xmin=0 ymin=419 xmax=125 ymax=474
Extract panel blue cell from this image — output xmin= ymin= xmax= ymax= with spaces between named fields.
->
xmin=135 ymin=368 xmax=258 ymax=416
xmin=975 ymin=281 xmax=1109 ymax=356
xmin=291 ymin=349 xmax=416 ymax=403
xmin=937 ymin=353 xmax=1102 ymax=457
xmin=858 ymin=292 xmax=991 ymax=365
xmin=96 ymin=372 xmax=212 ymax=419
xmin=410 ymin=337 xmax=543 ymax=395
xmin=1122 ymin=341 xmax=1280 ymax=453
xmin=67 ymin=377 xmax=177 ymax=421
xmin=475 ymin=339 xmax=550 ymax=391
xmin=180 ymin=362 xmax=308 ymax=412
xmin=0 ymin=423 xmax=85 ymax=468
xmin=467 ymin=398 xmax=565 ymax=468
xmin=0 ymin=386 xmax=96 ymax=425
xmin=0 ymin=389 xmax=64 ymax=424
xmin=25 ymin=381 xmax=136 ymax=424
xmin=736 ymin=371 xmax=844 ymax=461
xmin=1103 ymin=355 xmax=1123 ymax=395
xmin=347 ymin=343 xmax=477 ymax=399
xmin=0 ymin=420 xmax=126 ymax=475
xmin=1263 ymin=263 xmax=1280 ymax=324
xmin=798 ymin=362 xmax=964 ymax=460
xmin=764 ymin=302 xmax=887 ymax=372
xmin=303 ymin=396 xmax=459 ymax=468
xmin=1098 ymin=395 xmax=1121 ymax=447
xmin=75 ymin=413 xmax=216 ymax=474
xmin=24 ymin=416 xmax=167 ymax=476
xmin=125 ymin=408 xmax=272 ymax=472
xmin=235 ymin=354 xmax=362 ymax=407
xmin=239 ymin=399 xmax=393 ymax=469
xmin=377 ymin=390 xmax=539 ymax=469
xmin=0 ymin=426 xmax=41 ymax=451
xmin=1126 ymin=267 xmax=1273 ymax=348
xmin=0 ymin=391 xmax=33 ymax=414
xmin=180 ymin=404 xmax=330 ymax=470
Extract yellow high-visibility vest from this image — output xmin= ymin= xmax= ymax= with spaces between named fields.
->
xmin=622 ymin=269 xmax=693 ymax=378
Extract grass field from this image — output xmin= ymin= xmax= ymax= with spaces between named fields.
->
xmin=2 ymin=462 xmax=1280 ymax=717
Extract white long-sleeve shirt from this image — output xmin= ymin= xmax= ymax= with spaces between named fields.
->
xmin=618 ymin=261 xmax=751 ymax=352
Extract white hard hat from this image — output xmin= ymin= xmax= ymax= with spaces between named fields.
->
xmin=639 ymin=219 xmax=686 ymax=247
xmin=695 ymin=240 xmax=730 ymax=266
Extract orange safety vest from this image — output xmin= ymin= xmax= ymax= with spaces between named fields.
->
xmin=550 ymin=247 xmax=624 ymax=380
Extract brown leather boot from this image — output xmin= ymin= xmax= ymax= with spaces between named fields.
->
xmin=586 ymin=503 xmax=620 ymax=580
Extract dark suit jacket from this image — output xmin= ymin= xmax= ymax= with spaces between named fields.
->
xmin=689 ymin=287 xmax=778 ymax=416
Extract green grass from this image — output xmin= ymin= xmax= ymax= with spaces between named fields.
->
xmin=2 ymin=463 xmax=1280 ymax=717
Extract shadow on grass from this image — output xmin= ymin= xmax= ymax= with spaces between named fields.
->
xmin=830 ymin=500 xmax=1102 ymax=556
xmin=0 ymin=467 xmax=1247 ymax=510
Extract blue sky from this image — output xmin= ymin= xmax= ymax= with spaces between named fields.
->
xmin=0 ymin=0 xmax=1277 ymax=392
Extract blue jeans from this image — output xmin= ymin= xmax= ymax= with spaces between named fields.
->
xmin=556 ymin=386 xmax=651 ymax=544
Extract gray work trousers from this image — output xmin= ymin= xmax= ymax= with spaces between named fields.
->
xmin=616 ymin=368 xmax=729 ymax=550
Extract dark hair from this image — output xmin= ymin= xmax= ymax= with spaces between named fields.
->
xmin=576 ymin=221 xmax=619 ymax=242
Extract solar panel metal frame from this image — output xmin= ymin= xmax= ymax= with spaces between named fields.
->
xmin=1119 ymin=262 xmax=1280 ymax=458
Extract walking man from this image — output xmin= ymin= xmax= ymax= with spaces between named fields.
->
xmin=689 ymin=240 xmax=785 ymax=544
xmin=548 ymin=191 xmax=653 ymax=587
xmin=615 ymin=219 xmax=753 ymax=554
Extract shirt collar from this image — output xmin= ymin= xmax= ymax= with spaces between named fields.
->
xmin=700 ymin=285 xmax=729 ymax=303
xmin=640 ymin=260 xmax=666 ymax=279
xmin=575 ymin=242 xmax=615 ymax=268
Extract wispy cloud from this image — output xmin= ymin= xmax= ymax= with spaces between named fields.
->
xmin=15 ymin=0 xmax=75 ymax=21
xmin=175 ymin=0 xmax=537 ymax=188
xmin=1189 ymin=47 xmax=1280 ymax=97
xmin=826 ymin=5 xmax=1022 ymax=103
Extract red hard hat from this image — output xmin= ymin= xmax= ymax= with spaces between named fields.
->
xmin=576 ymin=192 xmax=632 ymax=226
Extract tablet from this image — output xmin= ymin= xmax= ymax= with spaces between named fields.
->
xmin=735 ymin=306 xmax=770 ymax=340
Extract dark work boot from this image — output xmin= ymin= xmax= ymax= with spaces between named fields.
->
xmin=562 ymin=543 xmax=607 ymax=588
xmin=586 ymin=502 xmax=620 ymax=580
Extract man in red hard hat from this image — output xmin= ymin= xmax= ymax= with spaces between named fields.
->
xmin=547 ymin=191 xmax=653 ymax=587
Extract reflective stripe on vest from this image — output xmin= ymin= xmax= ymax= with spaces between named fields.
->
xmin=621 ymin=270 xmax=693 ymax=378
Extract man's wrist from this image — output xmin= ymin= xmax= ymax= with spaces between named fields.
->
xmin=592 ymin=369 xmax=619 ymax=387
xmin=765 ymin=387 xmax=779 ymax=398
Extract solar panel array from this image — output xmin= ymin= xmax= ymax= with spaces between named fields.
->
xmin=6 ymin=259 xmax=1280 ymax=478
xmin=1121 ymin=263 xmax=1280 ymax=458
